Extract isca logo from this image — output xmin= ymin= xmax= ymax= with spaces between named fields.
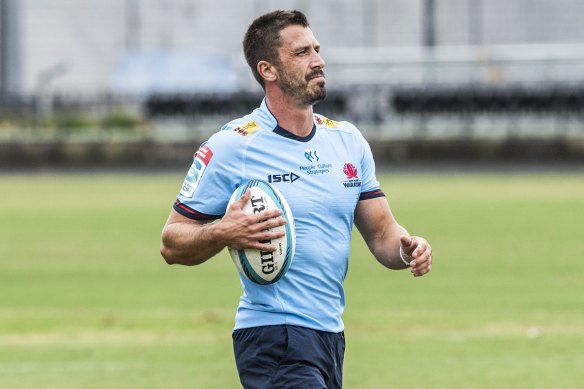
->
xmin=268 ymin=172 xmax=300 ymax=184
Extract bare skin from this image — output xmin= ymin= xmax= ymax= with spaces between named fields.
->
xmin=354 ymin=196 xmax=432 ymax=277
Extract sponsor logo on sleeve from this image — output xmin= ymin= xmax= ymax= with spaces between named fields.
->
xmin=180 ymin=145 xmax=214 ymax=197
xmin=314 ymin=115 xmax=339 ymax=128
xmin=233 ymin=120 xmax=260 ymax=136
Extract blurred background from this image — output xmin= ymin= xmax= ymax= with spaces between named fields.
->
xmin=1 ymin=0 xmax=584 ymax=167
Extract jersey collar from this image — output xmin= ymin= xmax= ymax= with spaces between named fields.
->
xmin=260 ymin=98 xmax=317 ymax=143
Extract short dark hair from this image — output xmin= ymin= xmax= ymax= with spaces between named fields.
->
xmin=243 ymin=10 xmax=310 ymax=89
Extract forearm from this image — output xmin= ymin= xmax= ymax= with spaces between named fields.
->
xmin=160 ymin=194 xmax=286 ymax=266
xmin=355 ymin=197 xmax=433 ymax=277
xmin=368 ymin=223 xmax=410 ymax=270
xmin=354 ymin=197 xmax=409 ymax=270
xmin=160 ymin=221 xmax=224 ymax=266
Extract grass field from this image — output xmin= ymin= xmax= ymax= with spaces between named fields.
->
xmin=0 ymin=171 xmax=583 ymax=388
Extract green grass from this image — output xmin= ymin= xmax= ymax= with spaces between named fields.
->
xmin=0 ymin=171 xmax=583 ymax=388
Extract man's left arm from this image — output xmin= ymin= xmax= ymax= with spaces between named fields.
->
xmin=354 ymin=197 xmax=433 ymax=277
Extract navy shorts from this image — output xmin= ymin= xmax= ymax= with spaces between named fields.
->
xmin=233 ymin=324 xmax=345 ymax=388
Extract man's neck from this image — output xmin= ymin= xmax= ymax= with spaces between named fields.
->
xmin=265 ymin=93 xmax=314 ymax=137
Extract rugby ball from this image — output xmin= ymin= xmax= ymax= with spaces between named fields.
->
xmin=227 ymin=180 xmax=295 ymax=285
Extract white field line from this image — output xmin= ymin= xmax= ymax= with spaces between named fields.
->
xmin=0 ymin=330 xmax=227 ymax=346
xmin=0 ymin=360 xmax=148 ymax=374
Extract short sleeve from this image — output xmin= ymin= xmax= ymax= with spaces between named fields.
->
xmin=174 ymin=131 xmax=244 ymax=220
xmin=354 ymin=127 xmax=385 ymax=200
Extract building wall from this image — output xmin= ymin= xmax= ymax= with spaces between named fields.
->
xmin=14 ymin=0 xmax=584 ymax=95
xmin=0 ymin=0 xmax=21 ymax=95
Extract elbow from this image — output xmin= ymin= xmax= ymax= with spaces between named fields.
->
xmin=159 ymin=228 xmax=176 ymax=264
xmin=159 ymin=244 xmax=198 ymax=266
xmin=159 ymin=222 xmax=215 ymax=266
xmin=159 ymin=241 xmax=204 ymax=266
xmin=160 ymin=243 xmax=176 ymax=265
xmin=159 ymin=231 xmax=186 ymax=265
xmin=159 ymin=227 xmax=189 ymax=265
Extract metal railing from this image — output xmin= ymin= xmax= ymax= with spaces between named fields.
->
xmin=324 ymin=43 xmax=584 ymax=87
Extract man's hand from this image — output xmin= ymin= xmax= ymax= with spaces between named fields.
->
xmin=400 ymin=235 xmax=433 ymax=277
xmin=217 ymin=189 xmax=287 ymax=252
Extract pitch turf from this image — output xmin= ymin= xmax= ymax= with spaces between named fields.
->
xmin=0 ymin=171 xmax=582 ymax=388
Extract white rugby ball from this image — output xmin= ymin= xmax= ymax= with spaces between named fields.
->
xmin=227 ymin=180 xmax=296 ymax=285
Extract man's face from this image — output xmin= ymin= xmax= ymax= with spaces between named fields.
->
xmin=275 ymin=25 xmax=326 ymax=106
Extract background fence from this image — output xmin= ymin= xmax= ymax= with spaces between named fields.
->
xmin=1 ymin=0 xmax=584 ymax=166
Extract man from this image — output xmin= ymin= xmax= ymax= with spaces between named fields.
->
xmin=160 ymin=9 xmax=432 ymax=389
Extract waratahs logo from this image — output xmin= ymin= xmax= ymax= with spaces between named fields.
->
xmin=343 ymin=163 xmax=358 ymax=179
xmin=342 ymin=163 xmax=361 ymax=188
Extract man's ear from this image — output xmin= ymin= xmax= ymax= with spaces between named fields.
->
xmin=257 ymin=61 xmax=277 ymax=83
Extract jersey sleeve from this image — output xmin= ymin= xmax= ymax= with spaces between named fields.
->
xmin=354 ymin=125 xmax=385 ymax=200
xmin=173 ymin=130 xmax=244 ymax=220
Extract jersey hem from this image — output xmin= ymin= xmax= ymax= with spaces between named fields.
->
xmin=359 ymin=189 xmax=385 ymax=201
xmin=234 ymin=313 xmax=344 ymax=334
xmin=173 ymin=200 xmax=223 ymax=220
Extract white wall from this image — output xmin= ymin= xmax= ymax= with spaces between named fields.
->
xmin=16 ymin=0 xmax=584 ymax=95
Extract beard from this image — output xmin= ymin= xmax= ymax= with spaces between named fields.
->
xmin=279 ymin=67 xmax=327 ymax=106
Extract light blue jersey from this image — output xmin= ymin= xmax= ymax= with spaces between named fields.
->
xmin=174 ymin=99 xmax=384 ymax=333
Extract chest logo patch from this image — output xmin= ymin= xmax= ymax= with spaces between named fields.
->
xmin=343 ymin=163 xmax=358 ymax=179
xmin=305 ymin=148 xmax=319 ymax=162
xmin=300 ymin=149 xmax=331 ymax=176
xmin=342 ymin=163 xmax=361 ymax=188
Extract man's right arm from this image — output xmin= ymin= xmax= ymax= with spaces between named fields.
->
xmin=160 ymin=189 xmax=286 ymax=266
